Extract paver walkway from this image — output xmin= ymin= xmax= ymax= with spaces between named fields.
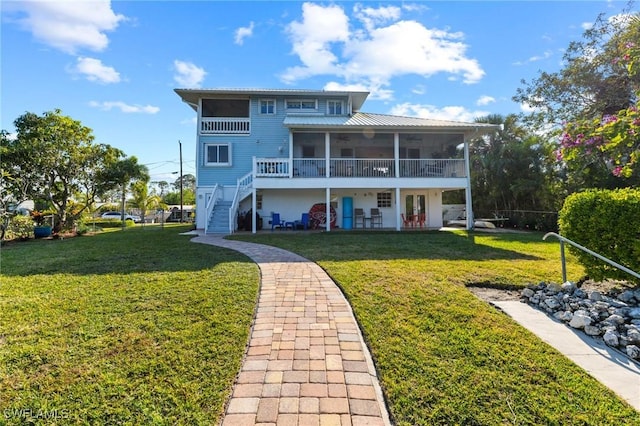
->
xmin=192 ymin=234 xmax=391 ymax=426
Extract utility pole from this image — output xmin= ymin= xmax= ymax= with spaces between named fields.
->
xmin=179 ymin=140 xmax=184 ymax=223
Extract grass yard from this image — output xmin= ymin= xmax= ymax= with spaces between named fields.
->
xmin=230 ymin=230 xmax=640 ymax=425
xmin=0 ymin=225 xmax=259 ymax=425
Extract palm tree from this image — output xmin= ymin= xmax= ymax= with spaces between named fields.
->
xmin=130 ymin=181 xmax=165 ymax=224
xmin=102 ymin=156 xmax=149 ymax=227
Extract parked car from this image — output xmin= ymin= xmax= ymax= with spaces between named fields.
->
xmin=101 ymin=211 xmax=141 ymax=222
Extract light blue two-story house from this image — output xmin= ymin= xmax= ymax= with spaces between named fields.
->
xmin=174 ymin=88 xmax=497 ymax=233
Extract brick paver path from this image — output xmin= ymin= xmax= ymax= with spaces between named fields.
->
xmin=192 ymin=234 xmax=391 ymax=426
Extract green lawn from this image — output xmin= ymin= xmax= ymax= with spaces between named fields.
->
xmin=230 ymin=230 xmax=639 ymax=425
xmin=0 ymin=225 xmax=259 ymax=425
xmin=2 ymin=227 xmax=638 ymax=425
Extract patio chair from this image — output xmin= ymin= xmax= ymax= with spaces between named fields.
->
xmin=417 ymin=213 xmax=426 ymax=228
xmin=354 ymin=208 xmax=365 ymax=228
xmin=271 ymin=213 xmax=285 ymax=231
xmin=401 ymin=213 xmax=413 ymax=228
xmin=370 ymin=208 xmax=382 ymax=228
xmin=294 ymin=213 xmax=310 ymax=230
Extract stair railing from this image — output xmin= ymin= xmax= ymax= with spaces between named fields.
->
xmin=543 ymin=232 xmax=640 ymax=283
xmin=204 ymin=184 xmax=222 ymax=234
xmin=228 ymin=171 xmax=254 ymax=234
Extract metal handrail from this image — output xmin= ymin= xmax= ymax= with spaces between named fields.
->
xmin=204 ymin=184 xmax=221 ymax=234
xmin=543 ymin=232 xmax=640 ymax=282
xmin=228 ymin=171 xmax=253 ymax=234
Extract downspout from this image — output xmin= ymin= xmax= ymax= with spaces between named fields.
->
xmin=464 ymin=129 xmax=475 ymax=231
xmin=394 ymin=133 xmax=401 ymax=231
xmin=252 ymin=187 xmax=257 ymax=234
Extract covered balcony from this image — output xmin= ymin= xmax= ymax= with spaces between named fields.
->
xmin=254 ymin=131 xmax=467 ymax=179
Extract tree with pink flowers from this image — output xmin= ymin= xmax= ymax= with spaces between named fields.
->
xmin=559 ymin=33 xmax=639 ymax=179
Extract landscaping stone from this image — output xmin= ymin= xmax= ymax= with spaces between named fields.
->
xmin=521 ymin=281 xmax=640 ymax=360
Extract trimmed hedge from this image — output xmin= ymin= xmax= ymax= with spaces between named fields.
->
xmin=558 ymin=188 xmax=640 ymax=283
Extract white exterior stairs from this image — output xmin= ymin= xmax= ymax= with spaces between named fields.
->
xmin=206 ymin=201 xmax=232 ymax=234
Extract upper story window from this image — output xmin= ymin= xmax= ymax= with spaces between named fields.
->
xmin=205 ymin=143 xmax=231 ymax=166
xmin=286 ymin=99 xmax=317 ymax=111
xmin=327 ymin=100 xmax=343 ymax=115
xmin=202 ymin=99 xmax=249 ymax=118
xmin=260 ymin=99 xmax=276 ymax=114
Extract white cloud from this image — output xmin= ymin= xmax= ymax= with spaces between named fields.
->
xmin=323 ymin=80 xmax=393 ymax=101
xmin=173 ymin=60 xmax=206 ymax=88
xmin=581 ymin=21 xmax=594 ymax=30
xmin=412 ymin=85 xmax=427 ymax=95
xmin=476 ymin=95 xmax=495 ymax=106
xmin=89 ymin=101 xmax=159 ymax=114
xmin=353 ymin=4 xmax=401 ymax=31
xmin=513 ymin=50 xmax=553 ymax=66
xmin=389 ymin=102 xmax=489 ymax=123
xmin=235 ymin=21 xmax=255 ymax=45
xmin=73 ymin=57 xmax=120 ymax=83
xmin=281 ymin=3 xmax=350 ymax=83
xmin=5 ymin=0 xmax=124 ymax=54
xmin=281 ymin=3 xmax=484 ymax=93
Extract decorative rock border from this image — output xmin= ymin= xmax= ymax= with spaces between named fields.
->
xmin=520 ymin=282 xmax=640 ymax=360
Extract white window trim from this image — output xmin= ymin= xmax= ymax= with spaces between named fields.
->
xmin=285 ymin=99 xmax=318 ymax=111
xmin=204 ymin=143 xmax=232 ymax=167
xmin=260 ymin=99 xmax=276 ymax=115
xmin=327 ymin=100 xmax=344 ymax=115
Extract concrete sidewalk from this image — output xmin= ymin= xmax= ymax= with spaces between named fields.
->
xmin=492 ymin=301 xmax=640 ymax=412
xmin=192 ymin=234 xmax=391 ymax=426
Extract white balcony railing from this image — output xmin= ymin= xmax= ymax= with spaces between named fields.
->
xmin=287 ymin=158 xmax=465 ymax=178
xmin=201 ymin=117 xmax=250 ymax=134
xmin=255 ymin=158 xmax=290 ymax=177
xmin=255 ymin=158 xmax=466 ymax=178
xmin=399 ymin=159 xmax=465 ymax=177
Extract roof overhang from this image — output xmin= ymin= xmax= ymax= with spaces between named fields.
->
xmin=174 ymin=88 xmax=370 ymax=112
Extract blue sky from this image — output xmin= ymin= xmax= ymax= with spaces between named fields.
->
xmin=2 ymin=1 xmax=634 ymax=182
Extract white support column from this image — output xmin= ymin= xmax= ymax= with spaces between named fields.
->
xmin=325 ymin=187 xmax=331 ymax=232
xmin=394 ymin=133 xmax=400 ymax=178
xmin=464 ymin=136 xmax=474 ymax=230
xmin=395 ymin=187 xmax=401 ymax=231
xmin=252 ymin=187 xmax=257 ymax=234
xmin=325 ymin=132 xmax=331 ymax=177
xmin=288 ymin=132 xmax=294 ymax=178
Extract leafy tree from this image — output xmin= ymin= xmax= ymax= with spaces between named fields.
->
xmin=1 ymin=110 xmax=126 ymax=232
xmin=172 ymin=173 xmax=196 ymax=192
xmin=150 ymin=180 xmax=170 ymax=197
xmin=514 ymin=9 xmax=639 ymax=131
xmin=560 ymin=20 xmax=640 ymax=180
xmin=163 ymin=189 xmax=195 ymax=206
xmin=513 ymin=9 xmax=639 ymax=189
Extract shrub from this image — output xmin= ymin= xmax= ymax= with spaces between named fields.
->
xmin=558 ymin=188 xmax=640 ymax=283
xmin=4 ymin=214 xmax=34 ymax=240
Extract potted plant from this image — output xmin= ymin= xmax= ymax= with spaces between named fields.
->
xmin=32 ymin=210 xmax=52 ymax=238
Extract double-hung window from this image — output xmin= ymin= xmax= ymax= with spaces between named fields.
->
xmin=260 ymin=99 xmax=275 ymax=114
xmin=327 ymin=100 xmax=343 ymax=115
xmin=205 ymin=143 xmax=231 ymax=166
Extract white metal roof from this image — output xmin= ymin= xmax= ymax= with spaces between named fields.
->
xmin=284 ymin=112 xmax=498 ymax=132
